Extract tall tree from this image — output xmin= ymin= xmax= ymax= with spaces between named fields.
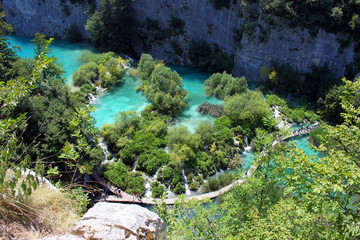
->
xmin=85 ymin=0 xmax=138 ymax=54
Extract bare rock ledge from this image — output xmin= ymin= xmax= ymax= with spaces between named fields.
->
xmin=41 ymin=202 xmax=165 ymax=240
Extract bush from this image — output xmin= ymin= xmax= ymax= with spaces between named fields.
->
xmin=158 ymin=165 xmax=174 ymax=187
xmin=104 ymin=161 xmax=129 ymax=190
xmin=151 ymin=181 xmax=166 ymax=198
xmin=67 ymin=24 xmax=82 ymax=43
xmin=170 ymin=169 xmax=185 ymax=194
xmin=104 ymin=162 xmax=146 ymax=195
xmin=137 ymin=149 xmax=170 ymax=176
xmin=309 ymin=126 xmax=325 ymax=147
xmin=201 ymin=172 xmax=235 ymax=193
xmin=266 ymin=94 xmax=288 ymax=107
xmin=188 ymin=40 xmax=234 ymax=73
xmin=204 ymin=71 xmax=248 ymax=99
xmin=224 ymin=91 xmax=272 ymax=130
xmin=137 ymin=54 xmax=188 ymax=116
xmin=72 ymin=62 xmax=98 ymax=86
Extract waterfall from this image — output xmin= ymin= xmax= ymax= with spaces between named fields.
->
xmin=144 ymin=180 xmax=152 ymax=198
xmin=88 ymin=93 xmax=96 ymax=104
xmin=243 ymin=135 xmax=251 ymax=152
xmin=132 ymin=160 xmax=138 ymax=172
xmin=182 ymin=168 xmax=191 ymax=196
xmin=98 ymin=139 xmax=115 ymax=164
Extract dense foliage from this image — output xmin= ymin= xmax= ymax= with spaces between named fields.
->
xmin=85 ymin=0 xmax=137 ymax=54
xmin=66 ymin=24 xmax=82 ymax=43
xmin=224 ymin=91 xmax=273 ymax=134
xmin=137 ymin=54 xmax=188 ymax=117
xmin=72 ymin=52 xmax=127 ymax=89
xmin=263 ymin=0 xmax=360 ymax=40
xmin=156 ymin=79 xmax=360 ymax=239
xmin=204 ymin=71 xmax=248 ymax=99
xmin=1 ymin=33 xmax=103 ymax=187
xmin=100 ymin=107 xmax=237 ymax=195
xmin=188 ymin=39 xmax=234 ymax=74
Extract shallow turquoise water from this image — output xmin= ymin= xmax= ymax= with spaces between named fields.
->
xmin=6 ymin=35 xmax=91 ymax=84
xmin=6 ymin=35 xmax=222 ymax=132
xmin=170 ymin=66 xmax=223 ymax=132
xmin=92 ymin=66 xmax=223 ymax=130
xmin=91 ymin=74 xmax=150 ymax=128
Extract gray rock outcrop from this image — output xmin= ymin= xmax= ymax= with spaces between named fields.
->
xmin=42 ymin=202 xmax=166 ymax=240
xmin=131 ymin=0 xmax=354 ymax=81
xmin=2 ymin=0 xmax=92 ymax=39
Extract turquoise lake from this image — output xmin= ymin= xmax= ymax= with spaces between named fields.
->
xmin=6 ymin=35 xmax=322 ymax=172
xmin=7 ymin=35 xmax=222 ymax=132
xmin=6 ymin=35 xmax=92 ymax=84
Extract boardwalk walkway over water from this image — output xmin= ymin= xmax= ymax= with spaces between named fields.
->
xmin=95 ymin=127 xmax=315 ymax=205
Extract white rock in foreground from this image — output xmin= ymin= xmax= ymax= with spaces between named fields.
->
xmin=42 ymin=202 xmax=165 ymax=240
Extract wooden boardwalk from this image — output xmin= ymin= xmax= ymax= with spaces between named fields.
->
xmin=96 ymin=127 xmax=315 ymax=205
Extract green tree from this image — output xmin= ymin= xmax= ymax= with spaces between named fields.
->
xmin=224 ymin=91 xmax=272 ymax=131
xmin=137 ymin=53 xmax=155 ymax=82
xmin=195 ymin=121 xmax=215 ymax=146
xmin=167 ymin=125 xmax=202 ymax=151
xmin=85 ymin=0 xmax=138 ymax=53
xmin=72 ymin=62 xmax=98 ymax=86
xmin=204 ymin=71 xmax=248 ymax=99
xmin=0 ymin=24 xmax=54 ymax=201
xmin=137 ymin=56 xmax=188 ymax=116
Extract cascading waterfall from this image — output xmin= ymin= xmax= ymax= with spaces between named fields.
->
xmin=144 ymin=180 xmax=152 ymax=198
xmin=144 ymin=168 xmax=162 ymax=198
xmin=98 ymin=139 xmax=115 ymax=164
xmin=182 ymin=168 xmax=191 ymax=195
xmin=88 ymin=93 xmax=96 ymax=104
xmin=132 ymin=160 xmax=138 ymax=172
xmin=244 ymin=135 xmax=251 ymax=152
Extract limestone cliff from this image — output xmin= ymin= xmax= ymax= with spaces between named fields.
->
xmin=131 ymin=0 xmax=354 ymax=81
xmin=2 ymin=0 xmax=92 ymax=39
xmin=2 ymin=0 xmax=355 ymax=81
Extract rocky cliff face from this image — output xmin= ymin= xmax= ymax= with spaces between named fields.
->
xmin=2 ymin=0 xmax=355 ymax=81
xmin=2 ymin=0 xmax=92 ymax=39
xmin=131 ymin=0 xmax=354 ymax=81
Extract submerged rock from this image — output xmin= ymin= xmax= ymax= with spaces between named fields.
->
xmin=42 ymin=202 xmax=165 ymax=240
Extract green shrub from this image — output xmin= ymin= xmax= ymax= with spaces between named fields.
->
xmin=127 ymin=172 xmax=146 ymax=196
xmin=204 ymin=71 xmax=248 ymax=99
xmin=72 ymin=62 xmax=98 ymax=86
xmin=67 ymin=24 xmax=82 ymax=43
xmin=151 ymin=181 xmax=166 ymax=198
xmin=137 ymin=149 xmax=170 ymax=176
xmin=188 ymin=40 xmax=234 ymax=73
xmin=201 ymin=172 xmax=234 ymax=193
xmin=266 ymin=94 xmax=288 ymax=107
xmin=104 ymin=161 xmax=129 ymax=190
xmin=309 ymin=126 xmax=325 ymax=147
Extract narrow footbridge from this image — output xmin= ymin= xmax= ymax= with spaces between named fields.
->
xmin=95 ymin=127 xmax=315 ymax=205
